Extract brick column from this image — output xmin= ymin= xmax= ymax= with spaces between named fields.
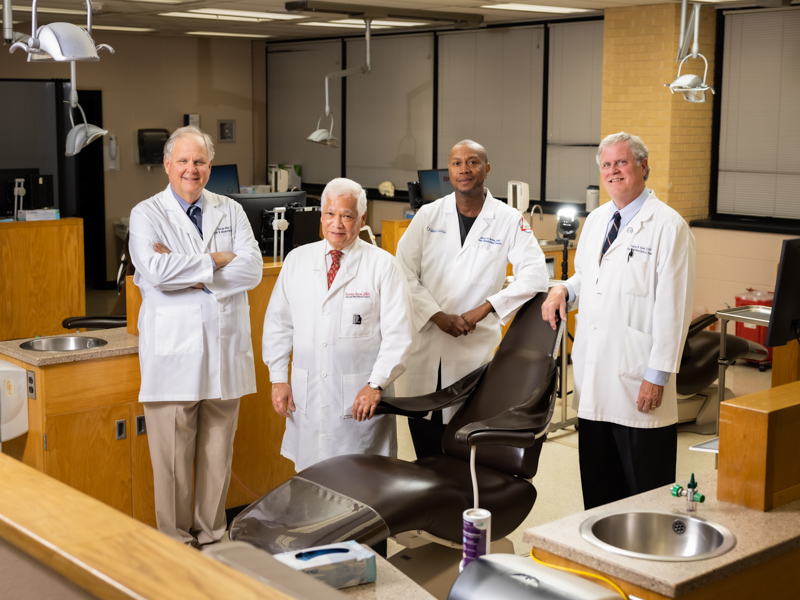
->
xmin=601 ymin=4 xmax=716 ymax=220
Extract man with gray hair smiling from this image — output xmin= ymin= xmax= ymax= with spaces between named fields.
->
xmin=263 ymin=177 xmax=413 ymax=473
xmin=542 ymin=131 xmax=696 ymax=509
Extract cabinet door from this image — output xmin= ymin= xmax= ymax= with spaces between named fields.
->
xmin=131 ymin=402 xmax=157 ymax=527
xmin=45 ymin=404 xmax=132 ymax=516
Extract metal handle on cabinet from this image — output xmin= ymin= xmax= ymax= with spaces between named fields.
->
xmin=116 ymin=419 xmax=127 ymax=440
xmin=136 ymin=415 xmax=146 ymax=436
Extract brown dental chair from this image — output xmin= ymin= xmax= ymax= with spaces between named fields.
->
xmin=676 ymin=312 xmax=768 ymax=433
xmin=229 ymin=293 xmax=563 ymax=553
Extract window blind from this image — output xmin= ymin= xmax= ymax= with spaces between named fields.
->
xmin=718 ymin=10 xmax=800 ymax=219
xmin=546 ymin=20 xmax=603 ymax=204
xmin=438 ymin=26 xmax=545 ymax=201
xmin=345 ymin=33 xmax=434 ymax=189
xmin=267 ymin=40 xmax=342 ymax=185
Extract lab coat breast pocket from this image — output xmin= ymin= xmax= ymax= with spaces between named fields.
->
xmin=623 ymin=252 xmax=653 ymax=297
xmin=468 ymin=244 xmax=503 ymax=285
xmin=339 ymin=298 xmax=374 ymax=339
xmin=290 ymin=365 xmax=308 ymax=414
xmin=341 ymin=372 xmax=370 ymax=419
xmin=154 ymin=304 xmax=204 ymax=356
xmin=619 ymin=326 xmax=652 ymax=380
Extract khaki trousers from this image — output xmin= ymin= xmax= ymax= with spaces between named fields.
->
xmin=143 ymin=398 xmax=240 ymax=546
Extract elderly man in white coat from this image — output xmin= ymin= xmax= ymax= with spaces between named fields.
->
xmin=263 ymin=177 xmax=413 ymax=473
xmin=542 ymin=132 xmax=696 ymax=510
xmin=129 ymin=126 xmax=263 ymax=546
xmin=395 ymin=140 xmax=550 ymax=459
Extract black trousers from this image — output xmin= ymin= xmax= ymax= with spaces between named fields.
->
xmin=408 ymin=410 xmax=447 ymax=460
xmin=407 ymin=362 xmax=447 ymax=460
xmin=578 ymin=418 xmax=677 ymax=510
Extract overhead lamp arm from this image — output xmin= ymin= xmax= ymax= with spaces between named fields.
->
xmin=676 ymin=0 xmax=702 ymax=63
xmin=3 ymin=0 xmax=12 ymax=43
xmin=321 ymin=19 xmax=371 ymax=116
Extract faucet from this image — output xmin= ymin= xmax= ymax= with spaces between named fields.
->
xmin=531 ymin=204 xmax=543 ymax=222
xmin=671 ymin=473 xmax=705 ymax=512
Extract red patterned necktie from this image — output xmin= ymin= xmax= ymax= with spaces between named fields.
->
xmin=601 ymin=211 xmax=621 ymax=259
xmin=327 ymin=249 xmax=342 ymax=289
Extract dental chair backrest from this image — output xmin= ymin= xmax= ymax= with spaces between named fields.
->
xmin=442 ymin=293 xmax=559 ymax=479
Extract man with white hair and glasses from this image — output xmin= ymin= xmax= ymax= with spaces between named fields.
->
xmin=263 ymin=177 xmax=413 ymax=473
xmin=542 ymin=132 xmax=696 ymax=509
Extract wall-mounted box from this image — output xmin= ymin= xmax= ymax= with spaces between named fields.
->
xmin=135 ymin=129 xmax=169 ymax=166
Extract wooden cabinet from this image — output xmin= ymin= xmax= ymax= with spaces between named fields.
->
xmin=1 ymin=351 xmax=156 ymax=527
xmin=0 ymin=218 xmax=85 ymax=341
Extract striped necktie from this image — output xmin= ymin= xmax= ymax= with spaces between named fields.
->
xmin=601 ymin=211 xmax=620 ymax=259
xmin=187 ymin=205 xmax=203 ymax=239
xmin=327 ymin=250 xmax=342 ymax=289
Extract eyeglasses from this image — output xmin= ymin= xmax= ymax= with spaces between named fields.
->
xmin=601 ymin=160 xmax=631 ymax=170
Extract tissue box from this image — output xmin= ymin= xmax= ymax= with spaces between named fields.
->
xmin=272 ymin=541 xmax=376 ymax=589
xmin=17 ymin=209 xmax=60 ymax=221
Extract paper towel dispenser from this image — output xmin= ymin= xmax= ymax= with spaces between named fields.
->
xmin=135 ymin=128 xmax=169 ymax=166
xmin=0 ymin=359 xmax=29 ymax=446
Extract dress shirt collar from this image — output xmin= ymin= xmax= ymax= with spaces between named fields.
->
xmin=170 ymin=185 xmax=204 ymax=214
xmin=611 ymin=187 xmax=650 ymax=230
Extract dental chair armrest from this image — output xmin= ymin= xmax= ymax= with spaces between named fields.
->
xmin=375 ymin=363 xmax=489 ymax=417
xmin=687 ymin=314 xmax=717 ymax=339
xmin=454 ymin=366 xmax=557 ymax=445
xmin=62 ymin=315 xmax=128 ymax=330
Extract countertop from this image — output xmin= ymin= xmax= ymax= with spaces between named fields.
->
xmin=523 ymin=470 xmax=800 ymax=598
xmin=0 ymin=327 xmax=139 ymax=367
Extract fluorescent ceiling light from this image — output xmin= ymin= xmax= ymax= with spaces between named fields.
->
xmin=159 ymin=12 xmax=259 ymax=22
xmin=299 ymin=21 xmax=392 ymax=29
xmin=482 ymin=3 xmax=590 ymax=14
xmin=338 ymin=19 xmax=427 ymax=27
xmin=90 ymin=25 xmax=157 ymax=32
xmin=189 ymin=9 xmax=302 ymax=20
xmin=12 ymin=5 xmax=88 ymax=15
xmin=125 ymin=0 xmax=192 ymax=4
xmin=187 ymin=31 xmax=272 ymax=38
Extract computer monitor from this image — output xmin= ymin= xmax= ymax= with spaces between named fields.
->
xmin=765 ymin=238 xmax=800 ymax=347
xmin=231 ymin=191 xmax=307 ymax=256
xmin=418 ymin=168 xmax=454 ymax=204
xmin=206 ymin=164 xmax=240 ymax=196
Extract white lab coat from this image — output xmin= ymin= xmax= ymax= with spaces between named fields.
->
xmin=568 ymin=191 xmax=696 ymax=428
xmin=129 ymin=185 xmax=263 ymax=402
xmin=263 ymin=238 xmax=414 ymax=472
xmin=395 ymin=191 xmax=549 ymax=421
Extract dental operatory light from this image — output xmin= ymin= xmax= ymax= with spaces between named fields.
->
xmin=305 ymin=16 xmax=371 ymax=148
xmin=665 ymin=0 xmax=715 ymax=103
xmin=8 ymin=0 xmax=114 ymax=61
xmin=65 ymin=60 xmax=108 ymax=156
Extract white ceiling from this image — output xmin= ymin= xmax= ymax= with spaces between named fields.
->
xmin=4 ymin=0 xmax=757 ymax=40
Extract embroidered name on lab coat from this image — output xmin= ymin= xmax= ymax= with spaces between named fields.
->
xmin=215 ymin=226 xmax=232 ymax=235
xmin=628 ymin=244 xmax=653 ymax=256
xmin=426 ymin=226 xmax=446 ymax=234
xmin=478 ymin=236 xmax=502 ymax=245
xmin=345 ymin=292 xmax=371 ymax=299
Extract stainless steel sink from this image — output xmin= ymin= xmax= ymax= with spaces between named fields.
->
xmin=580 ymin=510 xmax=736 ymax=561
xmin=20 ymin=336 xmax=108 ymax=352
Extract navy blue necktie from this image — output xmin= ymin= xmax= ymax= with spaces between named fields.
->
xmin=187 ymin=205 xmax=203 ymax=239
xmin=601 ymin=211 xmax=620 ymax=259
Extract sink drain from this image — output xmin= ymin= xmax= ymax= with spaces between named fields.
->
xmin=672 ymin=519 xmax=687 ymax=534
